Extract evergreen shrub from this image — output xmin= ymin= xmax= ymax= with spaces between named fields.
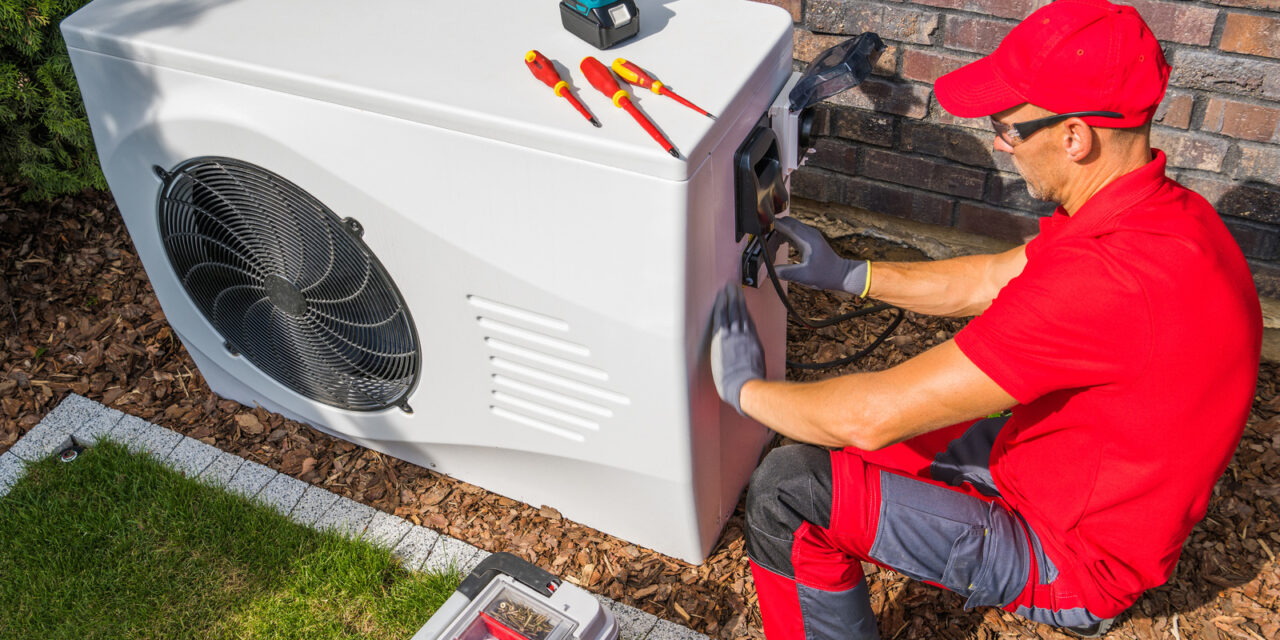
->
xmin=1 ymin=0 xmax=103 ymax=201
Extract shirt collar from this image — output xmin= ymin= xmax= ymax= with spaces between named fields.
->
xmin=1038 ymin=149 xmax=1169 ymax=239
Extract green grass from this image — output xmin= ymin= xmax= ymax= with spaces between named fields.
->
xmin=0 ymin=441 xmax=461 ymax=640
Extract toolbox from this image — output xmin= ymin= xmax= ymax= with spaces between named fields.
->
xmin=413 ymin=553 xmax=617 ymax=640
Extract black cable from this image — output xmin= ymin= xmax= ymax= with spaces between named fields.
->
xmin=762 ymin=245 xmax=892 ymax=328
xmin=785 ymin=307 xmax=904 ymax=370
xmin=760 ymin=232 xmax=905 ymax=370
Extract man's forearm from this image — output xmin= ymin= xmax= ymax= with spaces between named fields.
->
xmin=738 ymin=340 xmax=1019 ymax=450
xmin=739 ymin=377 xmax=887 ymax=449
xmin=867 ymin=245 xmax=1028 ymax=317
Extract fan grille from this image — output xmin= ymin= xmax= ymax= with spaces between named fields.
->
xmin=157 ymin=157 xmax=420 ymax=411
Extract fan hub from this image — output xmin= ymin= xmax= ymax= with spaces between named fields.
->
xmin=264 ymin=274 xmax=307 ymax=317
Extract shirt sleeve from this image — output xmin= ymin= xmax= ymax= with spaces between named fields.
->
xmin=954 ymin=239 xmax=1151 ymax=405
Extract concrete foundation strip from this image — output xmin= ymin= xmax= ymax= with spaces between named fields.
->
xmin=1 ymin=394 xmax=706 ymax=640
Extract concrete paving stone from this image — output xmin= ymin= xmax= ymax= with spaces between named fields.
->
xmin=71 ymin=402 xmax=125 ymax=445
xmin=6 ymin=421 xmax=73 ymax=463
xmin=421 ymin=535 xmax=482 ymax=575
xmin=289 ymin=484 xmax=341 ymax=526
xmin=163 ymin=436 xmax=222 ymax=478
xmin=30 ymin=393 xmax=123 ymax=452
xmin=595 ymin=595 xmax=659 ymax=640
xmin=226 ymin=460 xmax=278 ymax=500
xmin=0 ymin=452 xmax=26 ymax=498
xmin=392 ymin=525 xmax=440 ymax=570
xmin=132 ymin=421 xmax=184 ymax=459
xmin=646 ymin=619 xmax=707 ymax=640
xmin=257 ymin=472 xmax=309 ymax=517
xmin=363 ymin=511 xmax=413 ymax=550
xmin=111 ymin=415 xmax=182 ymax=460
xmin=315 ymin=496 xmax=378 ymax=539
xmin=109 ymin=414 xmax=149 ymax=450
xmin=197 ymin=450 xmax=246 ymax=489
xmin=6 ymin=395 xmax=101 ymax=461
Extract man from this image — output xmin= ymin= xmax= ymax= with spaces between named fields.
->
xmin=709 ymin=1 xmax=1263 ymax=638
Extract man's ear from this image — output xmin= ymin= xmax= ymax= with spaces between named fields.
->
xmin=1061 ymin=118 xmax=1094 ymax=163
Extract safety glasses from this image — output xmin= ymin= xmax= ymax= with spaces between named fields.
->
xmin=991 ymin=111 xmax=1124 ymax=146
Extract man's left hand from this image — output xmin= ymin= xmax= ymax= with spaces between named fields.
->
xmin=710 ymin=284 xmax=765 ymax=416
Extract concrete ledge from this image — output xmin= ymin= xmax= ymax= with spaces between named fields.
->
xmin=393 ymin=525 xmax=441 ymax=570
xmin=2 ymin=396 xmax=712 ymax=640
xmin=364 ymin=511 xmax=413 ymax=550
xmin=649 ymin=619 xmax=708 ymax=640
xmin=198 ymin=451 xmax=245 ymax=489
xmin=72 ymin=399 xmax=125 ymax=445
xmin=597 ymin=594 xmax=661 ymax=640
xmin=6 ymin=395 xmax=90 ymax=462
xmin=315 ymin=496 xmax=377 ymax=538
xmin=164 ymin=436 xmax=222 ymax=478
xmin=227 ymin=460 xmax=279 ymax=500
xmin=113 ymin=414 xmax=183 ymax=460
xmin=0 ymin=452 xmax=24 ymax=497
xmin=421 ymin=536 xmax=483 ymax=575
xmin=259 ymin=472 xmax=309 ymax=517
xmin=290 ymin=484 xmax=340 ymax=526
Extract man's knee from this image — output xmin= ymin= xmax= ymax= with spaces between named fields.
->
xmin=745 ymin=445 xmax=834 ymax=573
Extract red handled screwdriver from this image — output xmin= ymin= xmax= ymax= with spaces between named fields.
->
xmin=580 ymin=56 xmax=680 ymax=158
xmin=612 ymin=58 xmax=715 ymax=119
xmin=525 ymin=50 xmax=600 ymax=127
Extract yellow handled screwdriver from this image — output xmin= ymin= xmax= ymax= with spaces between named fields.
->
xmin=611 ymin=58 xmax=715 ymax=119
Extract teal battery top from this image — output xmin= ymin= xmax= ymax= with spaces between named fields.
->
xmin=559 ymin=0 xmax=638 ymax=49
xmin=564 ymin=0 xmax=622 ymax=15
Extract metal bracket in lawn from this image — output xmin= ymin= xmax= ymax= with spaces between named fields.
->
xmin=58 ymin=437 xmax=85 ymax=463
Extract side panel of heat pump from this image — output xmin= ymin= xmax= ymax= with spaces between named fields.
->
xmin=69 ymin=48 xmax=784 ymax=562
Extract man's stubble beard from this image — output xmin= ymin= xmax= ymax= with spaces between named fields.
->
xmin=1013 ymin=155 xmax=1053 ymax=202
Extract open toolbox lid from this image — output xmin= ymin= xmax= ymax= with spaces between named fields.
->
xmin=62 ymin=0 xmax=794 ymax=181
xmin=412 ymin=553 xmax=616 ymax=640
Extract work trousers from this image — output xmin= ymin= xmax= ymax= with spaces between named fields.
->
xmin=745 ymin=417 xmax=1111 ymax=639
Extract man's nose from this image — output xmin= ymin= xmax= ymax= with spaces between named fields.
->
xmin=993 ymin=135 xmax=1015 ymax=154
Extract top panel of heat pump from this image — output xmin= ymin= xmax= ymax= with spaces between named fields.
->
xmin=62 ymin=0 xmax=794 ymax=181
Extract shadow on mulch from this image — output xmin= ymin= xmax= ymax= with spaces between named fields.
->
xmin=2 ymin=185 xmax=1277 ymax=639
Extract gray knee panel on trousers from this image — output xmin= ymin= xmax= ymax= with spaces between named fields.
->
xmin=869 ymin=471 xmax=1030 ymax=609
xmin=798 ymin=582 xmax=880 ymax=640
xmin=745 ymin=444 xmax=833 ymax=578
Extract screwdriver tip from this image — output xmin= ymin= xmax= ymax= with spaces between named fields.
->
xmin=706 ymin=113 xmax=717 ymax=120
xmin=590 ymin=117 xmax=602 ymax=128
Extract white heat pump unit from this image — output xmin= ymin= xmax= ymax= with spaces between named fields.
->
xmin=64 ymin=0 xmax=821 ymax=562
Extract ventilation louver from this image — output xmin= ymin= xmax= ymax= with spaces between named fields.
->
xmin=157 ymin=157 xmax=420 ymax=411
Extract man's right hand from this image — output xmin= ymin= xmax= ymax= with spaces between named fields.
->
xmin=772 ymin=217 xmax=870 ymax=297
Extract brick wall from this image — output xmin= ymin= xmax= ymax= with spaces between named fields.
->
xmin=753 ymin=0 xmax=1280 ymax=297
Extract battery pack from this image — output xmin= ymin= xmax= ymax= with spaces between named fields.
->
xmin=413 ymin=553 xmax=617 ymax=640
xmin=559 ymin=0 xmax=639 ymax=50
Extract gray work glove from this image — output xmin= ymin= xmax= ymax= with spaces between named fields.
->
xmin=772 ymin=216 xmax=871 ymax=297
xmin=710 ymin=284 xmax=765 ymax=416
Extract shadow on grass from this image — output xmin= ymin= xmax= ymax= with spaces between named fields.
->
xmin=0 ymin=441 xmax=459 ymax=640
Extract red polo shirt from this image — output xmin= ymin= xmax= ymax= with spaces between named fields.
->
xmin=955 ymin=150 xmax=1262 ymax=617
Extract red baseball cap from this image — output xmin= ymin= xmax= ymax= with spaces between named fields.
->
xmin=934 ymin=0 xmax=1170 ymax=128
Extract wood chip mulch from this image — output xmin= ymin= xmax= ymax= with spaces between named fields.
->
xmin=3 ymin=184 xmax=1277 ymax=639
